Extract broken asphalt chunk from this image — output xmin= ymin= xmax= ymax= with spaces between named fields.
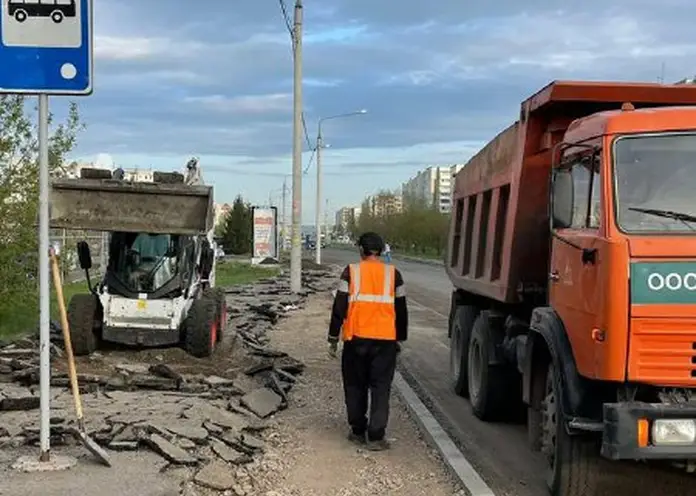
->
xmin=211 ymin=439 xmax=253 ymax=465
xmin=145 ymin=433 xmax=198 ymax=465
xmin=240 ymin=387 xmax=283 ymax=418
xmin=194 ymin=461 xmax=237 ymax=491
xmin=0 ymin=395 xmax=39 ymax=411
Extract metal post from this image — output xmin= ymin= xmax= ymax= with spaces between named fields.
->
xmin=100 ymin=232 xmax=107 ymax=274
xmin=38 ymin=94 xmax=50 ymax=462
xmin=289 ymin=0 xmax=303 ymax=293
xmin=315 ymin=127 xmax=323 ymax=264
xmin=281 ymin=177 xmax=287 ymax=251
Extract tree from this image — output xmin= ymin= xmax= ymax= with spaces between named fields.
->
xmin=0 ymin=96 xmax=84 ymax=335
xmin=352 ymin=189 xmax=450 ymax=258
xmin=221 ymin=195 xmax=252 ymax=255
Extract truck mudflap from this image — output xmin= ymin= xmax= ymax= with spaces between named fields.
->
xmin=602 ymin=402 xmax=696 ymax=460
xmin=50 ymin=178 xmax=214 ymax=235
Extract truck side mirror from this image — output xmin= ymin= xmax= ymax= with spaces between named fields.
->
xmin=76 ymin=240 xmax=92 ymax=270
xmin=551 ymin=169 xmax=573 ymax=229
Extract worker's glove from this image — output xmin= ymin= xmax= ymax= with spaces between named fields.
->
xmin=328 ymin=339 xmax=338 ymax=358
xmin=396 ymin=342 xmax=402 ymax=355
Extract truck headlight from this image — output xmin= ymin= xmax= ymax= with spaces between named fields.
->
xmin=652 ymin=419 xmax=696 ymax=445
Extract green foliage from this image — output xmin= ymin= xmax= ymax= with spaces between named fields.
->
xmin=0 ymin=96 xmax=84 ymax=338
xmin=353 ymin=189 xmax=450 ymax=258
xmin=220 ymin=195 xmax=252 ymax=255
xmin=216 ymin=261 xmax=280 ymax=287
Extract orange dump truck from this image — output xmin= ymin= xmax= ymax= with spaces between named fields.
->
xmin=446 ymin=80 xmax=696 ymax=495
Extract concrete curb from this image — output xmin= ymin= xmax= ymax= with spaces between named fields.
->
xmin=394 ymin=372 xmax=496 ymax=496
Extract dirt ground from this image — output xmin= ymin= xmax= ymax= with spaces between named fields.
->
xmin=0 ymin=278 xmax=461 ymax=496
xmin=258 ymin=293 xmax=462 ymax=496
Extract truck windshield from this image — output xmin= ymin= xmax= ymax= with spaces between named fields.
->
xmin=614 ymin=133 xmax=696 ymax=233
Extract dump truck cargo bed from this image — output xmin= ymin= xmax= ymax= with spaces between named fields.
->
xmin=50 ymin=178 xmax=214 ymax=234
xmin=446 ymin=80 xmax=696 ymax=304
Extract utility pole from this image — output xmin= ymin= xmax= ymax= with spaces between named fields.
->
xmin=315 ymin=127 xmax=323 ymax=264
xmin=290 ymin=0 xmax=303 ymax=293
xmin=281 ymin=177 xmax=287 ymax=251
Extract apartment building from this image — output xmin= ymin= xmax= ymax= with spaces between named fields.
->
xmin=370 ymin=193 xmax=402 ymax=217
xmin=335 ymin=207 xmax=354 ymax=230
xmin=214 ymin=203 xmax=232 ymax=228
xmin=402 ymin=165 xmax=463 ymax=213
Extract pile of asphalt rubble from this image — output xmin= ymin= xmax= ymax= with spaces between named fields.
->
xmin=0 ymin=267 xmax=336 ymax=494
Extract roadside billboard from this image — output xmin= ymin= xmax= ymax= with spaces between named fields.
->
xmin=251 ymin=206 xmax=278 ymax=263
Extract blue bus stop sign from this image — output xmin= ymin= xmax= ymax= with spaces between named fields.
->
xmin=0 ymin=0 xmax=92 ymax=94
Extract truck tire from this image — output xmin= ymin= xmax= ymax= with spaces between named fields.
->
xmin=542 ymin=362 xmax=600 ymax=496
xmin=183 ymin=294 xmax=218 ymax=358
xmin=449 ymin=305 xmax=478 ymax=397
xmin=67 ymin=294 xmax=102 ymax=356
xmin=467 ymin=313 xmax=509 ymax=420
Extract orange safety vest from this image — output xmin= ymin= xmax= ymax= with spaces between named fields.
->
xmin=342 ymin=260 xmax=396 ymax=341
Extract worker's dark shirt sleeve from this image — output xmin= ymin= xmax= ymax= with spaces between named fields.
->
xmin=394 ymin=268 xmax=408 ymax=342
xmin=327 ymin=265 xmax=409 ymax=342
xmin=328 ymin=266 xmax=351 ymax=342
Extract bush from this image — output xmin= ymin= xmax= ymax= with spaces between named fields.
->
xmin=350 ymin=190 xmax=449 ymax=258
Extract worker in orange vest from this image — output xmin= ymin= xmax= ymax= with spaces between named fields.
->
xmin=327 ymin=232 xmax=408 ymax=451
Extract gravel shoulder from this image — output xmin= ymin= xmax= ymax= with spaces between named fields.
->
xmin=263 ymin=292 xmax=461 ymax=496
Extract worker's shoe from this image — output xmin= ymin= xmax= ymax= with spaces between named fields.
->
xmin=366 ymin=438 xmax=390 ymax=451
xmin=348 ymin=431 xmax=366 ymax=445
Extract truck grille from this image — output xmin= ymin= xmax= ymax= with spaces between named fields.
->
xmin=628 ymin=319 xmax=696 ymax=385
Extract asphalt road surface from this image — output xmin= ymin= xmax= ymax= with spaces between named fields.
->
xmin=322 ymin=248 xmax=695 ymax=496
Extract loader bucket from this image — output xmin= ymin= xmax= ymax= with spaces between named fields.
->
xmin=50 ymin=178 xmax=214 ymax=234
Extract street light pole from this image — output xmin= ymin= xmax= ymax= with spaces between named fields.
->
xmin=314 ymin=110 xmax=367 ymax=264
xmin=290 ymin=0 xmax=303 ymax=293
xmin=314 ymin=125 xmax=323 ymax=264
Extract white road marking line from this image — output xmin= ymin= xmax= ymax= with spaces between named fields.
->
xmin=394 ymin=372 xmax=497 ymax=496
xmin=408 ymin=297 xmax=449 ymax=319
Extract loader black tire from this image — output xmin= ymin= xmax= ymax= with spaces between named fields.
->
xmin=183 ymin=294 xmax=218 ymax=358
xmin=211 ymin=287 xmax=227 ymax=343
xmin=467 ymin=313 xmax=511 ymax=421
xmin=67 ymin=293 xmax=102 ymax=356
xmin=542 ymin=362 xmax=601 ymax=496
xmin=449 ymin=304 xmax=478 ymax=398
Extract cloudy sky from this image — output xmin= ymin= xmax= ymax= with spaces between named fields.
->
xmin=65 ymin=0 xmax=696 ymax=223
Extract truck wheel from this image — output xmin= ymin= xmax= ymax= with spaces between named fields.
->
xmin=449 ymin=305 xmax=478 ymax=397
xmin=184 ymin=294 xmax=218 ymax=358
xmin=542 ymin=362 xmax=600 ymax=496
xmin=67 ymin=294 xmax=102 ymax=356
xmin=527 ymin=357 xmax=547 ymax=451
xmin=467 ymin=313 xmax=508 ymax=420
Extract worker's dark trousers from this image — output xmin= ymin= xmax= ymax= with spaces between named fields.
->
xmin=341 ymin=338 xmax=398 ymax=441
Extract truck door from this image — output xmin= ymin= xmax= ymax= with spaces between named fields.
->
xmin=549 ymin=151 xmax=602 ymax=379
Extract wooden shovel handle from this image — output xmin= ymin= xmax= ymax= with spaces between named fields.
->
xmin=49 ymin=248 xmax=84 ymax=421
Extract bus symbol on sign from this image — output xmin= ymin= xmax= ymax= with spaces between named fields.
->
xmin=8 ymin=0 xmax=76 ymax=24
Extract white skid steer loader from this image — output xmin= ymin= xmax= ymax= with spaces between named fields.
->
xmin=49 ymin=159 xmax=226 ymax=358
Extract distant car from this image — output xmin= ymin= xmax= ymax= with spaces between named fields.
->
xmin=215 ymin=247 xmax=225 ymax=259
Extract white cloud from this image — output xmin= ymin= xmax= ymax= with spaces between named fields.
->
xmin=183 ymin=93 xmax=293 ymax=114
xmin=94 ymin=35 xmax=205 ymax=61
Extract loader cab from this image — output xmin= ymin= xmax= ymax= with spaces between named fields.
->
xmin=105 ymin=232 xmax=195 ymax=297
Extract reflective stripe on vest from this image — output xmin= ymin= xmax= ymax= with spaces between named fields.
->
xmin=349 ymin=262 xmax=395 ymax=304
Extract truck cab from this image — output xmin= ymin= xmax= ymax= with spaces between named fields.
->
xmin=551 ymin=106 xmax=696 ymax=455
